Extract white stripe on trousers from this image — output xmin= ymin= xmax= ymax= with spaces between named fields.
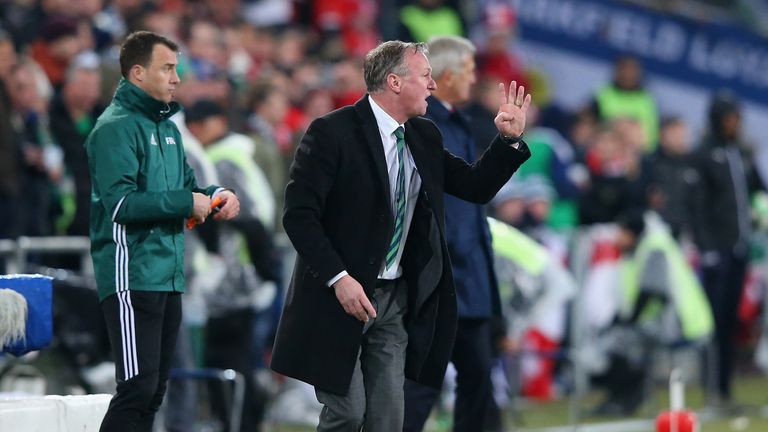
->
xmin=113 ymin=223 xmax=138 ymax=380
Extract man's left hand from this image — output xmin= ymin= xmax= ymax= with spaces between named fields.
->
xmin=494 ymin=80 xmax=532 ymax=140
xmin=212 ymin=190 xmax=240 ymax=220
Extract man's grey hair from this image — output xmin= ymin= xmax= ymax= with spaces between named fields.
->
xmin=364 ymin=40 xmax=428 ymax=93
xmin=427 ymin=36 xmax=476 ymax=79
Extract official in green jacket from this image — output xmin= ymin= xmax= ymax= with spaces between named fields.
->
xmin=85 ymin=31 xmax=240 ymax=432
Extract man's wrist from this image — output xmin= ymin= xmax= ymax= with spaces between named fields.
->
xmin=501 ymin=133 xmax=523 ymax=143
xmin=213 ymin=187 xmax=236 ymax=197
xmin=501 ymin=133 xmax=523 ymax=149
xmin=328 ymin=270 xmax=348 ymax=287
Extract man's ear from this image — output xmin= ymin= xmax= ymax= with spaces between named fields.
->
xmin=439 ymin=70 xmax=453 ymax=88
xmin=130 ymin=64 xmax=145 ymax=83
xmin=387 ymin=73 xmax=401 ymax=94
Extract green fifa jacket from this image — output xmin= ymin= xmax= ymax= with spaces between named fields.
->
xmin=85 ymin=79 xmax=219 ymax=301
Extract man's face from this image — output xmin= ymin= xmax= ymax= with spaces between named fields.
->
xmin=616 ymin=228 xmax=637 ymax=254
xmin=9 ymin=67 xmax=41 ymax=112
xmin=136 ymin=44 xmax=180 ymax=104
xmin=49 ymin=35 xmax=82 ymax=62
xmin=0 ymin=40 xmax=18 ymax=80
xmin=398 ymin=51 xmax=436 ymax=118
xmin=448 ymin=54 xmax=476 ymax=105
xmin=64 ymin=69 xmax=101 ymax=112
xmin=615 ymin=58 xmax=641 ymax=89
xmin=660 ymin=122 xmax=689 ymax=155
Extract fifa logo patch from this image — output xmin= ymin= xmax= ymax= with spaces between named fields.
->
xmin=165 ymin=137 xmax=177 ymax=145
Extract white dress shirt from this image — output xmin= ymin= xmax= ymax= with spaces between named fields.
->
xmin=327 ymin=95 xmax=422 ymax=286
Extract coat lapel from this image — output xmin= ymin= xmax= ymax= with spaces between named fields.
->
xmin=354 ymin=96 xmax=392 ymax=203
xmin=404 ymin=119 xmax=433 ymax=203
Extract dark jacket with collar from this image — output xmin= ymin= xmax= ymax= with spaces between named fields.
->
xmin=691 ymin=134 xmax=763 ymax=254
xmin=425 ymin=96 xmax=500 ymax=319
xmin=271 ymin=95 xmax=529 ymax=395
xmin=49 ymin=93 xmax=104 ymax=236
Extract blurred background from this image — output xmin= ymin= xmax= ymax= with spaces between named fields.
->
xmin=2 ymin=0 xmax=768 ymax=431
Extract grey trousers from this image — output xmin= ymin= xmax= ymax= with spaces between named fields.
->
xmin=316 ymin=278 xmax=409 ymax=432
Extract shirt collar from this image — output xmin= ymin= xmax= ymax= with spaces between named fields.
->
xmin=368 ymin=95 xmax=404 ymax=138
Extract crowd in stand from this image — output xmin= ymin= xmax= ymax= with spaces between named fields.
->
xmin=2 ymin=0 xmax=768 ymax=430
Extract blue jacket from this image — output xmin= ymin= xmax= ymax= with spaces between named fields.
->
xmin=425 ymin=96 xmax=500 ymax=318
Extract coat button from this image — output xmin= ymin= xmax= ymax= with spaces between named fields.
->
xmin=379 ymin=214 xmax=385 ymax=222
xmin=368 ymin=257 xmax=375 ymax=265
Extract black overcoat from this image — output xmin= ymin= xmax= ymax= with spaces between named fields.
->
xmin=270 ymin=96 xmax=530 ymax=395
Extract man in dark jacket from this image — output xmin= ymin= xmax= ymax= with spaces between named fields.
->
xmin=85 ymin=31 xmax=240 ymax=432
xmin=271 ymin=40 xmax=532 ymax=431
xmin=646 ymin=116 xmax=698 ymax=238
xmin=403 ymin=36 xmax=503 ymax=432
xmin=50 ymin=55 xmax=104 ymax=237
xmin=691 ymin=91 xmax=764 ymax=404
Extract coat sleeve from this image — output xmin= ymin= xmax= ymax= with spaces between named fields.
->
xmin=282 ymin=117 xmax=346 ymax=284
xmin=88 ymin=122 xmax=197 ymax=224
xmin=443 ymin=133 xmax=531 ymax=204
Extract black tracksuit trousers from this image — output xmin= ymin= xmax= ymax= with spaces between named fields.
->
xmin=100 ymin=291 xmax=182 ymax=432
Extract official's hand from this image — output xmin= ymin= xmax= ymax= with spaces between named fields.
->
xmin=333 ymin=275 xmax=377 ymax=322
xmin=191 ymin=192 xmax=212 ymax=223
xmin=494 ymin=81 xmax=532 ymax=140
xmin=212 ymin=190 xmax=240 ymax=221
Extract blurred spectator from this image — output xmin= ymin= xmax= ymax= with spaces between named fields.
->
xmin=30 ymin=16 xmax=84 ymax=88
xmin=399 ymin=0 xmax=464 ymax=42
xmin=341 ymin=0 xmax=380 ymax=58
xmin=68 ymin=0 xmax=113 ymax=53
xmin=512 ymin=105 xmax=587 ymax=231
xmin=175 ymin=19 xmax=232 ymax=109
xmin=0 ymin=0 xmax=71 ymax=50
xmin=310 ymin=0 xmax=380 ymax=59
xmin=578 ymin=126 xmax=635 ymax=225
xmin=7 ymin=58 xmax=63 ymax=238
xmin=465 ymin=77 xmax=502 ymax=155
xmin=165 ymin=118 xmax=221 ymax=432
xmin=299 ymin=88 xmax=334 ymax=128
xmin=243 ymin=0 xmax=293 ymax=28
xmin=487 ymin=216 xmax=576 ymax=401
xmin=94 ymin=0 xmax=147 ymax=43
xmin=646 ymin=116 xmax=699 ymax=238
xmin=473 ymin=3 xmax=529 ymax=90
xmin=0 ymin=30 xmax=20 ymax=239
xmin=567 ymin=107 xmax=599 ymax=163
xmin=49 ymin=52 xmax=104 ymax=237
xmin=246 ymin=81 xmax=291 ymax=229
xmin=521 ymin=177 xmax=557 ymax=234
xmin=186 ymin=99 xmax=278 ymax=432
xmin=273 ymin=28 xmax=308 ymax=74
xmin=691 ymin=91 xmax=765 ymax=403
xmin=591 ymin=211 xmax=712 ymax=416
xmin=330 ymin=56 xmax=367 ymax=107
xmin=491 ymin=178 xmax=527 ymax=228
xmin=139 ymin=6 xmax=183 ymax=44
xmin=592 ymin=55 xmax=659 ymax=153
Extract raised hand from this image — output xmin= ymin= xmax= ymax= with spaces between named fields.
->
xmin=493 ymin=81 xmax=532 ymax=140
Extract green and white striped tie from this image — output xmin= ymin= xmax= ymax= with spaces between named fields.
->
xmin=385 ymin=126 xmax=406 ymax=269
